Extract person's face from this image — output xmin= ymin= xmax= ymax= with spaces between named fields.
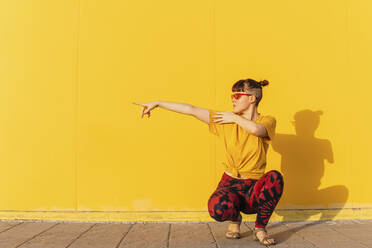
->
xmin=231 ymin=91 xmax=255 ymax=114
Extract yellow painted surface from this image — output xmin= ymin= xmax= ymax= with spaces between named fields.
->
xmin=0 ymin=0 xmax=371 ymax=221
xmin=1 ymin=209 xmax=372 ymax=223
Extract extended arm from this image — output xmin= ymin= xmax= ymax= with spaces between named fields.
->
xmin=133 ymin=100 xmax=210 ymax=124
xmin=156 ymin=100 xmax=193 ymax=115
xmin=157 ymin=101 xmax=210 ymax=124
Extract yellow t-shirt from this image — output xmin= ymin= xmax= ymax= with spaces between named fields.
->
xmin=209 ymin=110 xmax=276 ymax=180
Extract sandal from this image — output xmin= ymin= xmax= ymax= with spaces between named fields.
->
xmin=253 ymin=227 xmax=277 ymax=246
xmin=225 ymin=213 xmax=242 ymax=239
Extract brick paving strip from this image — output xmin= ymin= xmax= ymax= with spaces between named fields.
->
xmin=0 ymin=220 xmax=371 ymax=248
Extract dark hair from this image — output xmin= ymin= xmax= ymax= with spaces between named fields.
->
xmin=232 ymin=79 xmax=269 ymax=106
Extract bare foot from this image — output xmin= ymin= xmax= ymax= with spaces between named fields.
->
xmin=255 ymin=228 xmax=276 ymax=245
xmin=225 ymin=223 xmax=240 ymax=239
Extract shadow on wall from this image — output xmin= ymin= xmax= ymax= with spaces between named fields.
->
xmin=271 ymin=109 xmax=349 ymax=221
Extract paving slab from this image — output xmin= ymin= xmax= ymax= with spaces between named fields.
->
xmin=170 ymin=223 xmax=215 ymax=248
xmin=0 ymin=222 xmax=22 ymax=233
xmin=17 ymin=223 xmax=94 ymax=248
xmin=119 ymin=223 xmax=169 ymax=248
xmin=284 ymin=220 xmax=372 ymax=248
xmin=327 ymin=221 xmax=372 ymax=247
xmin=0 ymin=222 xmax=57 ymax=248
xmin=70 ymin=223 xmax=131 ymax=248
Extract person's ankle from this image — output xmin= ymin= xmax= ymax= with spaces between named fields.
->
xmin=255 ymin=225 xmax=265 ymax=229
xmin=228 ymin=223 xmax=240 ymax=232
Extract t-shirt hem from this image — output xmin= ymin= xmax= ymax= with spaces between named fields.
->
xmin=239 ymin=172 xmax=263 ymax=180
xmin=225 ymin=168 xmax=264 ymax=180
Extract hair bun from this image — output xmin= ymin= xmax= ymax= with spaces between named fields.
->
xmin=259 ymin=80 xmax=269 ymax=87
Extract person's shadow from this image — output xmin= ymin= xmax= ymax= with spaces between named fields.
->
xmin=271 ymin=109 xmax=349 ymax=222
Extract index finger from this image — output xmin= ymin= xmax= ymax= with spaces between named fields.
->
xmin=133 ymin=102 xmax=145 ymax=107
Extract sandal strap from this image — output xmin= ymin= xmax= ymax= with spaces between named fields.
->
xmin=226 ymin=231 xmax=240 ymax=239
xmin=262 ymin=236 xmax=273 ymax=242
xmin=261 ymin=237 xmax=276 ymax=245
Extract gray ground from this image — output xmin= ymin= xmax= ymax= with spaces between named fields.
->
xmin=0 ymin=219 xmax=371 ymax=248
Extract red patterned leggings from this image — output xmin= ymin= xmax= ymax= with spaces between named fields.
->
xmin=208 ymin=170 xmax=284 ymax=228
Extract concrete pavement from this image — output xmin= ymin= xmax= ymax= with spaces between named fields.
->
xmin=0 ymin=219 xmax=371 ymax=248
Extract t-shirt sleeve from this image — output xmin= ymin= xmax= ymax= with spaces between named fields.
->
xmin=208 ymin=109 xmax=224 ymax=137
xmin=260 ymin=115 xmax=276 ymax=144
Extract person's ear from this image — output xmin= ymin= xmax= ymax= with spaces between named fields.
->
xmin=250 ymin=95 xmax=257 ymax=104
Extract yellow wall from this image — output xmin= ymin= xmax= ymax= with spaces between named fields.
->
xmin=1 ymin=0 xmax=371 ymax=222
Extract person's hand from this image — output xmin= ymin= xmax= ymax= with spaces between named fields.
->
xmin=133 ymin=101 xmax=159 ymax=118
xmin=212 ymin=111 xmax=238 ymax=124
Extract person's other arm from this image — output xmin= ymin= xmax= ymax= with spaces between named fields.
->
xmin=233 ymin=115 xmax=268 ymax=138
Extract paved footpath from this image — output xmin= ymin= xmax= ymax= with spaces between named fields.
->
xmin=0 ymin=219 xmax=371 ymax=248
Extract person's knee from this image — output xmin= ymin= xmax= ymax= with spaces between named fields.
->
xmin=209 ymin=210 xmax=225 ymax=222
xmin=207 ymin=202 xmax=228 ymax=222
xmin=207 ymin=193 xmax=238 ymax=222
xmin=208 ymin=196 xmax=223 ymax=222
xmin=266 ymin=170 xmax=284 ymax=189
xmin=267 ymin=170 xmax=283 ymax=181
